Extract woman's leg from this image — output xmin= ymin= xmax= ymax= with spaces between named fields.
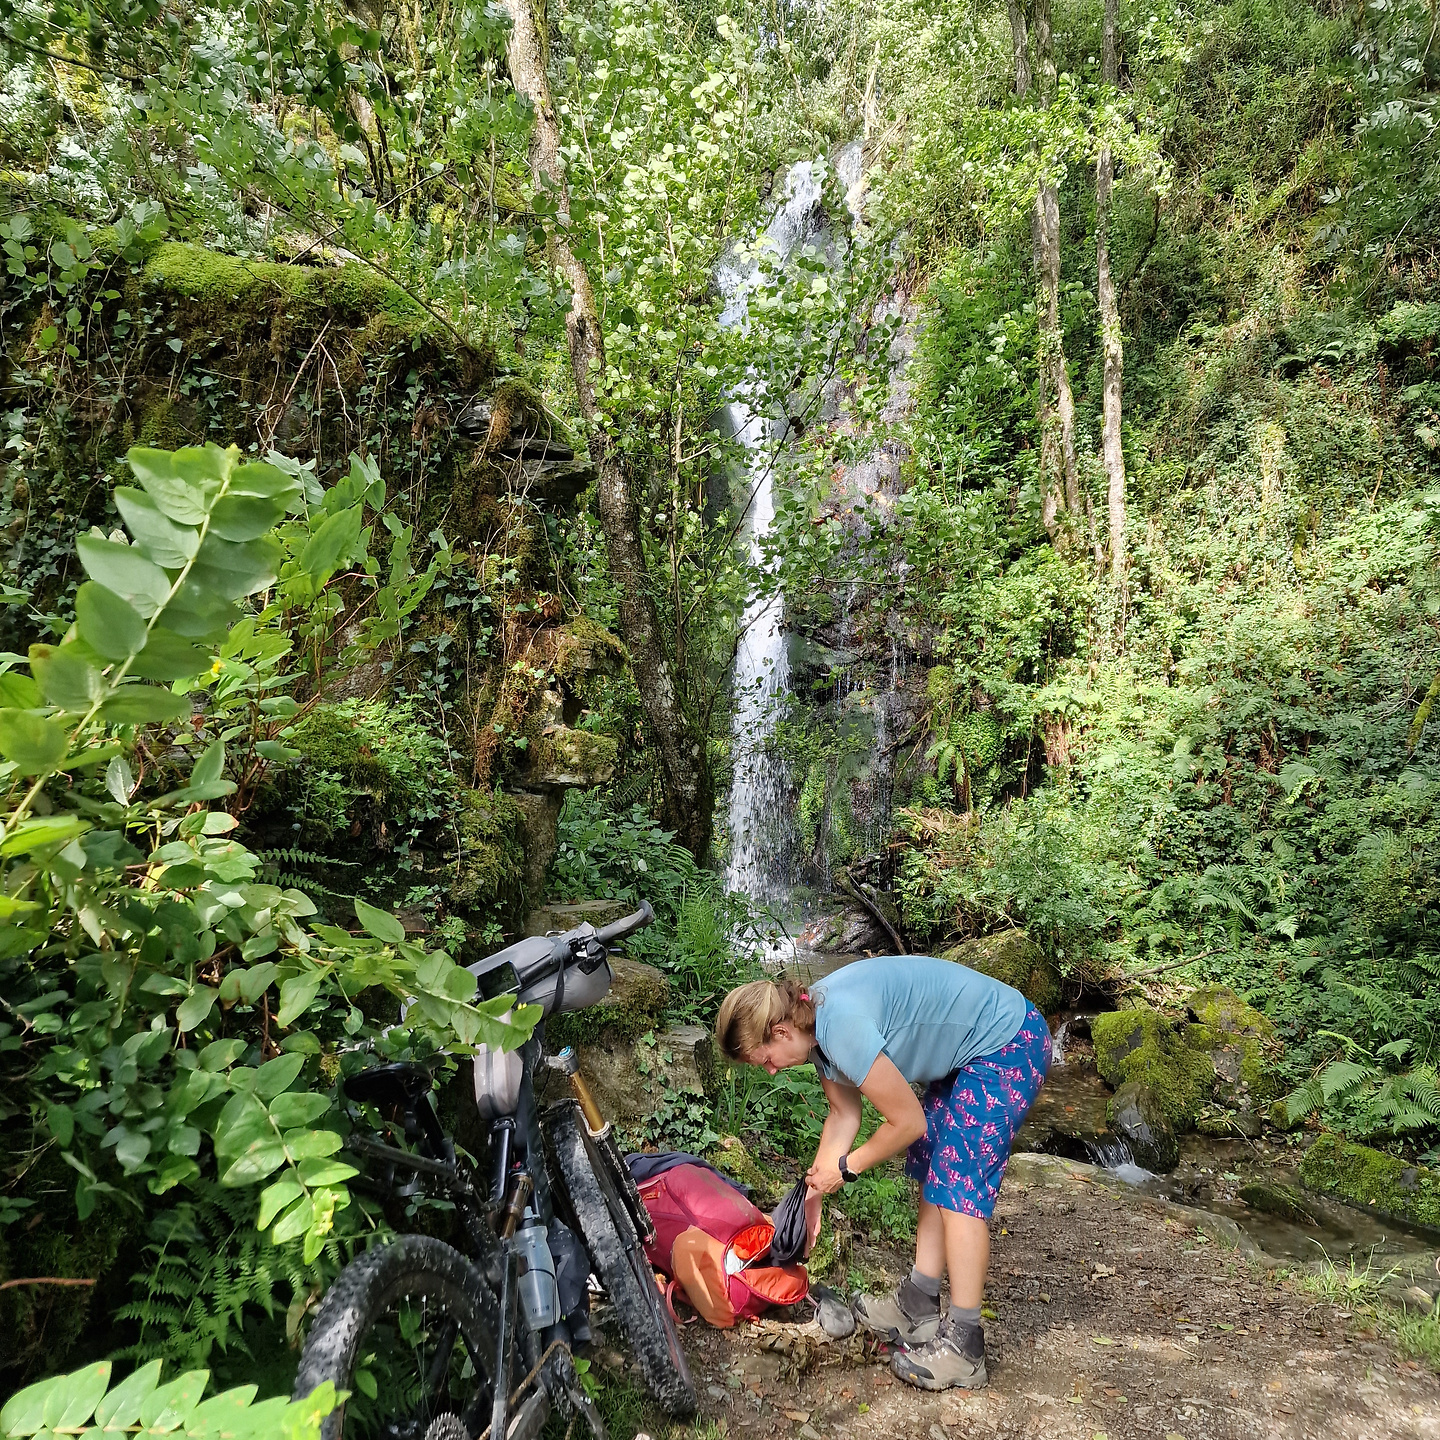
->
xmin=914 ymin=1197 xmax=946 ymax=1281
xmin=940 ymin=1207 xmax=989 ymax=1310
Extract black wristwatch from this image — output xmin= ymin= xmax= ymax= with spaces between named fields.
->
xmin=838 ymin=1153 xmax=859 ymax=1184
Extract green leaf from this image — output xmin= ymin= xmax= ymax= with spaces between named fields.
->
xmin=229 ymin=461 xmax=301 ymax=503
xmin=299 ymin=507 xmax=363 ymax=589
xmin=0 ymin=671 xmax=41 ymax=708
xmin=2 ymin=1374 xmax=62 ymax=1436
xmin=0 ymin=709 xmax=68 ymax=775
xmin=177 ymin=986 xmax=218 ymax=1032
xmin=295 ymin=1157 xmax=359 ymax=1186
xmin=127 ymin=444 xmax=229 ymax=524
xmin=276 ymin=975 xmax=321 ymax=1026
xmin=149 ymin=1154 xmax=201 ymax=1194
xmin=157 ymin=579 xmax=239 ymax=640
xmin=199 ymin=1038 xmax=247 ymax=1071
xmin=282 ymin=1129 xmax=343 ymax=1161
xmin=255 ymin=1052 xmax=306 ymax=1099
xmin=209 ymin=492 xmax=290 ymax=542
xmin=128 ymin=627 xmax=212 ymax=683
xmin=55 ymin=1363 xmax=111 ymax=1430
xmin=139 ymin=1369 xmax=209 ymax=1431
xmin=29 ymin=644 xmax=104 ymax=711
xmin=46 ymin=1102 xmax=74 ymax=1147
xmin=354 ymin=897 xmax=405 ymax=944
xmin=191 ymin=740 xmax=226 ymax=789
xmin=93 ymin=1359 xmax=162 ymax=1429
xmin=269 ymin=1091 xmax=330 ymax=1128
xmin=75 ymin=583 xmax=148 ymax=661
xmin=270 ymin=1193 xmax=314 ymax=1244
xmin=220 ymin=1140 xmax=287 ymax=1187
xmin=191 ymin=534 xmax=284 ymax=601
xmin=99 ymin=687 xmax=189 ymax=726
xmin=185 ymin=1386 xmax=259 ymax=1438
xmin=75 ymin=536 xmax=170 ymax=617
xmin=257 ymin=1178 xmax=304 ymax=1229
xmin=0 ymin=815 xmax=86 ymax=855
xmin=113 ymin=487 xmax=201 ymax=568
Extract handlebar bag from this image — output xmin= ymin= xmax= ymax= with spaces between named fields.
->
xmin=467 ymin=935 xmax=614 ymax=1018
xmin=634 ymin=1161 xmax=807 ymax=1326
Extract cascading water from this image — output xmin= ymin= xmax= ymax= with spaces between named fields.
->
xmin=719 ymin=162 xmax=825 ymax=908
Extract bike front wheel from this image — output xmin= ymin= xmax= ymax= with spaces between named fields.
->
xmin=293 ymin=1234 xmax=504 ymax=1440
xmin=547 ymin=1102 xmax=697 ymax=1419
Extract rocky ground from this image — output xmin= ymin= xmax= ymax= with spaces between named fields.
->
xmin=595 ymin=1154 xmax=1440 ymax=1440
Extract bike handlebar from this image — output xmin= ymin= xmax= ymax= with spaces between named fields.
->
xmin=592 ymin=901 xmax=654 ymax=947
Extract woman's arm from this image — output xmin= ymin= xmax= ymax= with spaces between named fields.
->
xmin=814 ymin=1074 xmax=863 ymax=1173
xmin=807 ymin=1054 xmax=925 ymax=1194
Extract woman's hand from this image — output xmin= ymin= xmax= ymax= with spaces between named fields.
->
xmin=805 ymin=1157 xmax=845 ymax=1195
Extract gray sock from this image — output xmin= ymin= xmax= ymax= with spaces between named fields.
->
xmin=897 ymin=1270 xmax=942 ymax=1322
xmin=947 ymin=1304 xmax=984 ymax=1358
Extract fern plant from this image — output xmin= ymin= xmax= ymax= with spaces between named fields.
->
xmin=112 ymin=1185 xmax=350 ymax=1384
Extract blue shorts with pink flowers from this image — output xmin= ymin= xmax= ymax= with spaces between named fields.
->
xmin=904 ymin=1005 xmax=1051 ymax=1219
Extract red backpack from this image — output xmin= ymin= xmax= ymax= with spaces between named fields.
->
xmin=636 ymin=1163 xmax=808 ymax=1327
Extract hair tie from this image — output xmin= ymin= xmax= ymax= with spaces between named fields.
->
xmin=800 ymin=992 xmax=810 ymax=1003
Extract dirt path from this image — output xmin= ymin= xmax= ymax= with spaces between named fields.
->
xmin=651 ymin=1154 xmax=1440 ymax=1440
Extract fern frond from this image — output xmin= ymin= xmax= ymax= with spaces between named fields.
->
xmin=1319 ymin=1058 xmax=1376 ymax=1100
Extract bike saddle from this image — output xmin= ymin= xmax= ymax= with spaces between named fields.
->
xmin=343 ymin=1061 xmax=433 ymax=1109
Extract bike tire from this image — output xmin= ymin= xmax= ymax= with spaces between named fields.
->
xmin=547 ymin=1102 xmax=697 ymax=1418
xmin=293 ymin=1234 xmax=501 ymax=1440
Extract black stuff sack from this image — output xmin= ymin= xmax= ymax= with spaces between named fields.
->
xmin=770 ymin=1177 xmax=809 ymax=1267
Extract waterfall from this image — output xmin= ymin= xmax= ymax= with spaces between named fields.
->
xmin=719 ymin=162 xmax=825 ymax=906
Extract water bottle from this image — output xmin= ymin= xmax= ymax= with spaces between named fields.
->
xmin=514 ymin=1210 xmax=559 ymax=1330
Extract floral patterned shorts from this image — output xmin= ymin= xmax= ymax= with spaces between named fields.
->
xmin=904 ymin=1005 xmax=1051 ymax=1219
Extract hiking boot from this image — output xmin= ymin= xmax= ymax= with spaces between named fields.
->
xmin=852 ymin=1284 xmax=941 ymax=1346
xmin=889 ymin=1315 xmax=988 ymax=1391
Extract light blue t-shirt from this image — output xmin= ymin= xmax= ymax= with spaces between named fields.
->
xmin=810 ymin=955 xmax=1029 ymax=1088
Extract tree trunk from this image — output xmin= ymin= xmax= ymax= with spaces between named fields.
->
xmin=1012 ymin=0 xmax=1079 ymax=540
xmin=1096 ymin=0 xmax=1127 ymax=580
xmin=500 ymin=0 xmax=714 ymax=859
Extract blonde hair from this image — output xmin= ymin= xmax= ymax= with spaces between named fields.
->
xmin=715 ymin=978 xmax=816 ymax=1063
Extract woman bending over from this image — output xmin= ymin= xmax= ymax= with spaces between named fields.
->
xmin=716 ymin=956 xmax=1050 ymax=1391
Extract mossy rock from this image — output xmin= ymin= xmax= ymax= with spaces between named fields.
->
xmin=706 ymin=1135 xmax=782 ymax=1206
xmin=1183 ymin=986 xmax=1282 ymax=1104
xmin=140 ymin=243 xmax=418 ymax=324
xmin=523 ymin=726 xmax=618 ymax=789
xmin=1092 ymin=1004 xmax=1214 ymax=1130
xmin=450 ymin=788 xmax=527 ymax=927
xmin=550 ymin=616 xmax=626 ymax=684
xmin=941 ymin=928 xmax=1062 ymax=1015
xmin=1299 ymin=1133 xmax=1440 ymax=1234
xmin=547 ymin=956 xmax=669 ymax=1048
xmin=1239 ymin=1180 xmax=1318 ymax=1226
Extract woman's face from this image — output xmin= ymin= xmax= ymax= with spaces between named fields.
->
xmin=744 ymin=1021 xmax=813 ymax=1075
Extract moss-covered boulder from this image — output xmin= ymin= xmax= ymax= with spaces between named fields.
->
xmin=706 ymin=1135 xmax=782 ymax=1206
xmin=548 ymin=956 xmax=669 ymax=1048
xmin=574 ymin=1023 xmax=717 ymax=1123
xmin=1183 ymin=985 xmax=1282 ymax=1106
xmin=1092 ymin=1004 xmax=1214 ymax=1130
xmin=1299 ymin=1133 xmax=1440 ymax=1233
xmin=1239 ymin=1180 xmax=1318 ymax=1226
xmin=942 ymin=928 xmax=1063 ymax=1015
xmin=450 ymin=788 xmax=527 ymax=928
xmin=1107 ymin=1079 xmax=1179 ymax=1171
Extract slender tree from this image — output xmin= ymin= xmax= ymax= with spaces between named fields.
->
xmin=500 ymin=0 xmax=714 ymax=858
xmin=1096 ymin=0 xmax=1128 ymax=579
xmin=1008 ymin=0 xmax=1081 ymax=541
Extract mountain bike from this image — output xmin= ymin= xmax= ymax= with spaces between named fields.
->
xmin=293 ymin=902 xmax=696 ymax=1440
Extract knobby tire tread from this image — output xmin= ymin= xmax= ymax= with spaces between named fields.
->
xmin=547 ymin=1103 xmax=697 ymax=1418
xmin=292 ymin=1234 xmax=500 ymax=1440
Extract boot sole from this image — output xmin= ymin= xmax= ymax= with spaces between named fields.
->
xmin=891 ymin=1364 xmax=988 ymax=1392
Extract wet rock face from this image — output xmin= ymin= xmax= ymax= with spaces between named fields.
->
xmin=797 ymin=906 xmax=891 ymax=954
xmin=941 ymin=928 xmax=1063 ymax=1015
xmin=1107 ymin=1079 xmax=1180 ymax=1171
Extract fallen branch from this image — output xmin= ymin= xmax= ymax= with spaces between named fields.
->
xmin=1117 ymin=947 xmax=1226 ymax=983
xmin=834 ymin=870 xmax=907 ymax=954
xmin=0 ymin=1276 xmax=97 ymax=1290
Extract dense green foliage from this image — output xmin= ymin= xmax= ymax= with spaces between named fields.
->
xmin=8 ymin=0 xmax=1440 ymax=1411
